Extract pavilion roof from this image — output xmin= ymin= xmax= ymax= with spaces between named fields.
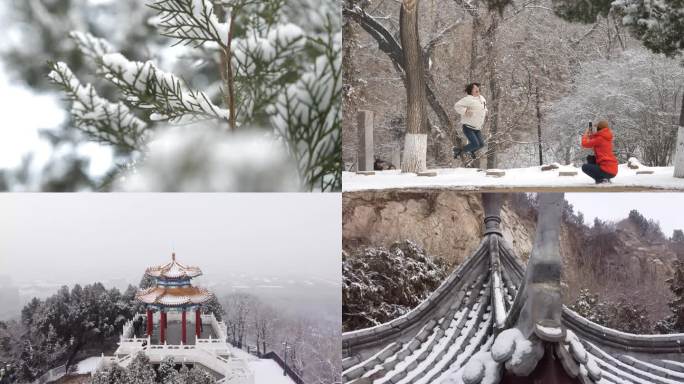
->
xmin=145 ymin=253 xmax=203 ymax=280
xmin=135 ymin=285 xmax=214 ymax=307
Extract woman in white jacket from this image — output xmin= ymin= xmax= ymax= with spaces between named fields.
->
xmin=452 ymin=83 xmax=488 ymax=160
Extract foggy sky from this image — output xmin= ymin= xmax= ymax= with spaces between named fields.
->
xmin=0 ymin=194 xmax=341 ymax=285
xmin=565 ymin=193 xmax=684 ymax=236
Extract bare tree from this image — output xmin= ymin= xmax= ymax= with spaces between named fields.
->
xmin=400 ymin=0 xmax=430 ymax=172
xmin=253 ymin=301 xmax=276 ymax=356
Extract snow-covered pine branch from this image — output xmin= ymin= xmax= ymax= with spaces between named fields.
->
xmin=233 ymin=22 xmax=306 ymax=121
xmin=147 ymin=0 xmax=230 ymax=48
xmin=271 ymin=20 xmax=342 ymax=191
xmin=46 ymin=0 xmax=341 ymax=191
xmin=69 ymin=31 xmax=115 ymax=60
xmin=47 ymin=62 xmax=148 ymax=151
xmin=99 ymin=53 xmax=229 ymax=123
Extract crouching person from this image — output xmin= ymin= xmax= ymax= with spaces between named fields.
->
xmin=581 ymin=120 xmax=618 ymax=184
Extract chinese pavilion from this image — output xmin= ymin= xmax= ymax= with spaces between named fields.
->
xmin=135 ymin=252 xmax=213 ymax=345
xmin=94 ymin=253 xmax=299 ymax=384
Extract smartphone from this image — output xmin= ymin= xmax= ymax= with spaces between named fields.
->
xmin=588 ymin=122 xmax=593 ymax=133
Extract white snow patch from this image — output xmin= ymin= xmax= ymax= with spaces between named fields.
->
xmin=116 ymin=123 xmax=302 ymax=192
xmin=75 ymin=356 xmax=102 ymax=374
xmin=248 ymin=359 xmax=296 ymax=384
xmin=343 ymin=164 xmax=684 ymax=191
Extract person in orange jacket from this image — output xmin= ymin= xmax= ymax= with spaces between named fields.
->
xmin=580 ymin=120 xmax=618 ymax=184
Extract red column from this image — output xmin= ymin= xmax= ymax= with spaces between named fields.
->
xmin=160 ymin=311 xmax=166 ymax=344
xmin=146 ymin=309 xmax=153 ymax=337
xmin=195 ymin=309 xmax=201 ymax=338
xmin=181 ymin=310 xmax=187 ymax=344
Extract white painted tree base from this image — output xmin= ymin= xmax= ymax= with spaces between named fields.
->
xmin=401 ymin=133 xmax=427 ymax=173
xmin=674 ymin=126 xmax=684 ymax=178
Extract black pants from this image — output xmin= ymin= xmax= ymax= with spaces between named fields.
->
xmin=462 ymin=125 xmax=484 ymax=154
xmin=581 ymin=155 xmax=614 ymax=183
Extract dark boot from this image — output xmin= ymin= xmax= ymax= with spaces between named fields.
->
xmin=453 ymin=146 xmax=462 ymax=159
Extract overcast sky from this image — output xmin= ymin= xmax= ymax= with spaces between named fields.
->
xmin=0 ymin=194 xmax=341 ymax=285
xmin=565 ymin=193 xmax=684 ymax=236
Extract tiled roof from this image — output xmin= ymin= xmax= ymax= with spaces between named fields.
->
xmin=342 ymin=194 xmax=684 ymax=384
xmin=135 ymin=285 xmax=214 ymax=307
xmin=145 ymin=253 xmax=203 ymax=279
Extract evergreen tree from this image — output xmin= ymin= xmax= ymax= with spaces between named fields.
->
xmin=673 ymin=229 xmax=684 ymax=243
xmin=156 ymin=356 xmax=178 ymax=383
xmin=202 ymin=296 xmax=225 ymax=322
xmin=2 ymin=0 xmax=164 ymax=191
xmin=47 ymin=0 xmax=341 ymax=191
xmin=569 ymin=289 xmax=611 ymax=326
xmin=126 ymin=353 xmax=156 ymax=384
xmin=658 ymin=258 xmax=684 ymax=333
xmin=91 ymin=364 xmax=128 ymax=384
xmin=570 ymin=289 xmax=654 ymax=333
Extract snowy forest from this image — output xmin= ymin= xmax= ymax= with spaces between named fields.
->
xmin=343 ymin=195 xmax=684 ymax=335
xmin=0 ymin=279 xmax=340 ymax=384
xmin=0 ymin=0 xmax=341 ymax=192
xmin=342 ymin=0 xmax=684 ymax=171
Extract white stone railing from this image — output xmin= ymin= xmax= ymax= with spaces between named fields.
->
xmin=31 ymin=365 xmax=66 ymax=384
xmin=108 ymin=340 xmax=253 ymax=383
xmin=117 ymin=336 xmax=150 ymax=357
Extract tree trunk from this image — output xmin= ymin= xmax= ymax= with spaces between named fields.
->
xmin=536 ymin=84 xmax=543 ymax=166
xmin=344 ymin=6 xmax=463 ymax=163
xmin=469 ymin=15 xmax=482 ymax=81
xmin=484 ymin=15 xmax=500 ymax=169
xmin=65 ymin=340 xmax=84 ymax=372
xmin=674 ymin=92 xmax=684 ymax=178
xmin=400 ymin=0 xmax=428 ymax=173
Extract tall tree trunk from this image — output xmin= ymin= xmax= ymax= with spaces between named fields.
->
xmin=469 ymin=16 xmax=482 ymax=82
xmin=536 ymin=84 xmax=543 ymax=166
xmin=343 ymin=6 xmax=464 ymax=164
xmin=674 ymin=92 xmax=684 ymax=178
xmin=484 ymin=15 xmax=500 ymax=169
xmin=400 ymin=0 xmax=429 ymax=173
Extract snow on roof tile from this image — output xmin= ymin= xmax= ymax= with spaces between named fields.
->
xmin=145 ymin=253 xmax=203 ymax=279
xmin=135 ymin=286 xmax=214 ymax=307
xmin=341 ymin=214 xmax=684 ymax=384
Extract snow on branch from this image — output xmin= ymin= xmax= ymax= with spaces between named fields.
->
xmin=271 ymin=20 xmax=341 ymax=192
xmin=147 ymin=0 xmax=228 ymax=48
xmin=99 ymin=52 xmax=229 ymax=123
xmin=233 ymin=22 xmax=306 ymax=120
xmin=48 ymin=61 xmax=148 ymax=151
xmin=69 ymin=31 xmax=114 ymax=60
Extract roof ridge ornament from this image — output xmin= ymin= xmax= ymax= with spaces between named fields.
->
xmin=482 ymin=193 xmax=503 ymax=236
xmin=461 ymin=193 xmax=582 ymax=383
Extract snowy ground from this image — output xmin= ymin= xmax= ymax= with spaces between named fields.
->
xmin=343 ymin=164 xmax=684 ymax=192
xmin=74 ymin=356 xmax=102 ymax=374
xmin=248 ymin=359 xmax=296 ymax=384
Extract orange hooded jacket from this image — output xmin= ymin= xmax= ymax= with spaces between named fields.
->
xmin=581 ymin=128 xmax=618 ymax=176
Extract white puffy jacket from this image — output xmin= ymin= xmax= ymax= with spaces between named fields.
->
xmin=454 ymin=95 xmax=488 ymax=130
